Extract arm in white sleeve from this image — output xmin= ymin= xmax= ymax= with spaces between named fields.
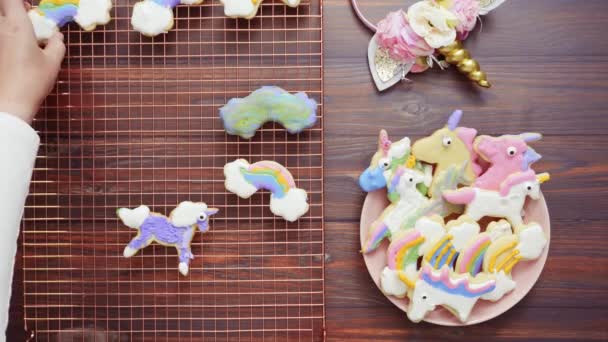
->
xmin=0 ymin=112 xmax=40 ymax=340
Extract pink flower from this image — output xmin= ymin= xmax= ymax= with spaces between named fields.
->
xmin=376 ymin=10 xmax=435 ymax=64
xmin=450 ymin=0 xmax=480 ymax=37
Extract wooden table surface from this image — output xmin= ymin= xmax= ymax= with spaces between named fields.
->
xmin=323 ymin=0 xmax=608 ymax=340
xmin=7 ymin=0 xmax=608 ymax=341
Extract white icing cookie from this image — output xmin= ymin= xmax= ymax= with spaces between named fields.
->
xmin=221 ymin=0 xmax=302 ymax=20
xmin=131 ymin=0 xmax=204 ymax=37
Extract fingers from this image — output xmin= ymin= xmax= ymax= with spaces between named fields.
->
xmin=44 ymin=32 xmax=66 ymax=68
xmin=1 ymin=0 xmax=28 ymax=17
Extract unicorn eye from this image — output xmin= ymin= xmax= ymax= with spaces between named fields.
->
xmin=422 ymin=295 xmax=428 ymax=300
xmin=442 ymin=136 xmax=452 ymax=147
xmin=526 ymin=185 xmax=532 ymax=191
xmin=409 ymin=177 xmax=414 ymax=183
xmin=198 ymin=212 xmax=208 ymax=221
xmin=507 ymin=146 xmax=517 ymax=156
xmin=379 ymin=158 xmax=390 ymax=169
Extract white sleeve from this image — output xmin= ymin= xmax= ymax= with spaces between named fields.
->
xmin=0 ymin=112 xmax=40 ymax=340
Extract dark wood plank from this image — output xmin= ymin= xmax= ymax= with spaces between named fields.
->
xmin=324 ymin=0 xmax=608 ymax=340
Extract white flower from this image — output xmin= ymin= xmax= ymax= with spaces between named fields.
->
xmin=407 ymin=0 xmax=459 ymax=49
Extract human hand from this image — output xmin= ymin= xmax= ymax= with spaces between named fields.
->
xmin=0 ymin=0 xmax=65 ymax=124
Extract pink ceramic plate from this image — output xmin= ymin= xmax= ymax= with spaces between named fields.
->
xmin=360 ymin=190 xmax=550 ymax=326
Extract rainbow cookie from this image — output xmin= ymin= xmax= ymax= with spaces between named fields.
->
xmin=224 ymin=159 xmax=309 ymax=222
xmin=28 ymin=0 xmax=112 ymax=42
xmin=443 ymin=171 xmax=550 ymax=228
xmin=221 ymin=0 xmax=301 ymax=19
xmin=131 ymin=0 xmax=204 ymax=37
xmin=118 ymin=201 xmax=218 ymax=276
xmin=407 ymin=263 xmax=496 ymax=323
xmin=220 ymin=86 xmax=317 ymax=139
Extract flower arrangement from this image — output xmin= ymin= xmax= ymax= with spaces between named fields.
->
xmin=365 ymin=0 xmax=506 ymax=91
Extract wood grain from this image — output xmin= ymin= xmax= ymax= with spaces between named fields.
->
xmin=323 ymin=0 xmax=608 ymax=340
xmin=8 ymin=0 xmax=608 ymax=340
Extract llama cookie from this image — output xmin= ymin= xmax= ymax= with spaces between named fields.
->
xmin=474 ymin=133 xmax=543 ymax=191
xmin=131 ymin=0 xmax=204 ymax=36
xmin=224 ymin=159 xmax=309 ymax=222
xmin=220 ymin=86 xmax=317 ymax=139
xmin=443 ymin=171 xmax=550 ymax=228
xmin=28 ymin=0 xmax=112 ymax=42
xmin=118 ymin=201 xmax=218 ymax=276
xmin=221 ymin=0 xmax=301 ymax=19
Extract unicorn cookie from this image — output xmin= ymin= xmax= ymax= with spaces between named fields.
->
xmin=131 ymin=0 xmax=204 ymax=36
xmin=28 ymin=0 xmax=112 ymax=42
xmin=407 ymin=264 xmax=496 ymax=323
xmin=474 ymin=133 xmax=543 ymax=191
xmin=380 ymin=216 xmax=480 ymax=298
xmin=221 ymin=0 xmax=301 ymax=19
xmin=220 ymin=86 xmax=317 ymax=139
xmin=443 ymin=171 xmax=550 ymax=228
xmin=118 ymin=201 xmax=218 ymax=276
xmin=412 ymin=110 xmax=482 ymax=193
xmin=224 ymin=159 xmax=309 ymax=222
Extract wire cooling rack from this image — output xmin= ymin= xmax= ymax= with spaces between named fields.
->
xmin=21 ymin=0 xmax=324 ymax=340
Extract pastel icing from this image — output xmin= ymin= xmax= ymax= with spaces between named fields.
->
xmin=407 ymin=264 xmax=495 ymax=323
xmin=220 ymin=86 xmax=317 ymax=139
xmin=474 ymin=133 xmax=542 ymax=191
xmin=443 ymin=171 xmax=550 ymax=228
xmin=221 ymin=0 xmax=301 ymax=19
xmin=224 ymin=159 xmax=309 ymax=222
xmin=29 ymin=0 xmax=112 ymax=41
xmin=117 ymin=201 xmax=218 ymax=276
xmin=131 ymin=0 xmax=204 ymax=36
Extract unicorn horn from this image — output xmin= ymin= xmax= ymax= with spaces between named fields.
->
xmin=438 ymin=41 xmax=491 ymax=88
xmin=521 ymin=147 xmax=542 ymax=171
xmin=519 ymin=132 xmax=543 ymax=143
xmin=447 ymin=110 xmax=463 ymax=131
xmin=378 ymin=129 xmax=391 ymax=154
xmin=406 ymin=155 xmax=417 ymax=169
xmin=536 ymin=173 xmax=551 ymax=184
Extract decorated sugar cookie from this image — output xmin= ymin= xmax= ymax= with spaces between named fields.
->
xmin=381 ymin=216 xmax=480 ymax=298
xmin=118 ymin=201 xmax=218 ymax=276
xmin=412 ymin=110 xmax=481 ymax=191
xmin=220 ymin=86 xmax=317 ymax=139
xmin=443 ymin=171 xmax=550 ymax=228
xmin=28 ymin=0 xmax=112 ymax=42
xmin=224 ymin=159 xmax=309 ymax=222
xmin=221 ymin=0 xmax=301 ymax=19
xmin=131 ymin=0 xmax=204 ymax=37
xmin=474 ymin=133 xmax=543 ymax=191
xmin=407 ymin=263 xmax=496 ymax=323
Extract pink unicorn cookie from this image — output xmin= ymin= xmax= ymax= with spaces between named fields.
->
xmin=474 ymin=133 xmax=543 ymax=191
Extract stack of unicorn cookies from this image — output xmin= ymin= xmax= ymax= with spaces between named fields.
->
xmin=359 ymin=110 xmax=550 ymax=323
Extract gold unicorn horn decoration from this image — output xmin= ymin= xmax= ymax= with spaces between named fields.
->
xmin=438 ymin=40 xmax=491 ymax=88
xmin=536 ymin=173 xmax=551 ymax=184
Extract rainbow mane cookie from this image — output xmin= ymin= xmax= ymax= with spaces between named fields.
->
xmin=28 ymin=0 xmax=112 ymax=42
xmin=443 ymin=171 xmax=551 ymax=228
xmin=221 ymin=0 xmax=302 ymax=19
xmin=118 ymin=201 xmax=218 ymax=276
xmin=220 ymin=86 xmax=317 ymax=139
xmin=131 ymin=0 xmax=204 ymax=37
xmin=408 ymin=264 xmax=496 ymax=323
xmin=224 ymin=159 xmax=309 ymax=222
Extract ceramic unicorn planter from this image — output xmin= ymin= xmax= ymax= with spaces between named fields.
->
xmin=118 ymin=201 xmax=218 ymax=276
